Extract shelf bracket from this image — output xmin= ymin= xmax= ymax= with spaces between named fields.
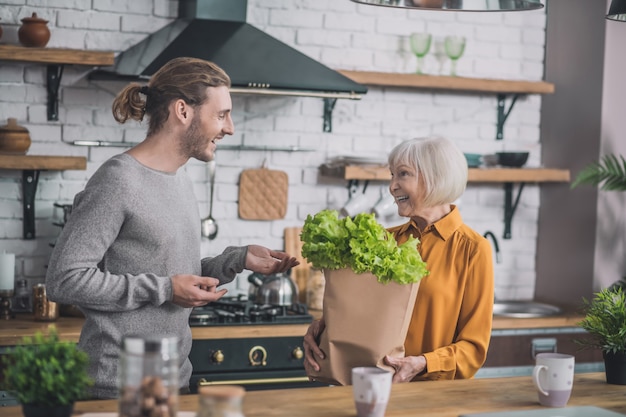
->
xmin=22 ymin=169 xmax=41 ymax=240
xmin=323 ymin=98 xmax=337 ymax=133
xmin=346 ymin=179 xmax=369 ymax=199
xmin=503 ymin=182 xmax=525 ymax=240
xmin=496 ymin=93 xmax=520 ymax=140
xmin=47 ymin=64 xmax=64 ymax=121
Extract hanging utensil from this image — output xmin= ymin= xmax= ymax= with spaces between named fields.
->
xmin=201 ymin=160 xmax=218 ymax=240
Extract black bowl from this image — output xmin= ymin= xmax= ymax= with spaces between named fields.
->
xmin=496 ymin=152 xmax=529 ymax=167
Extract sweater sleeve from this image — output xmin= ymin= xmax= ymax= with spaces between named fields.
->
xmin=201 ymin=246 xmax=248 ymax=285
xmin=45 ymin=158 xmax=174 ymax=311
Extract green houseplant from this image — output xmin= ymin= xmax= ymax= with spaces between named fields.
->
xmin=577 ymin=286 xmax=626 ymax=385
xmin=1 ymin=326 xmax=92 ymax=417
xmin=571 ymin=154 xmax=626 ymax=191
xmin=572 ymin=154 xmax=626 ymax=384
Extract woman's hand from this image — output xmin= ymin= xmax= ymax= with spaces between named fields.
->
xmin=384 ymin=355 xmax=426 ymax=383
xmin=303 ymin=318 xmax=326 ymax=377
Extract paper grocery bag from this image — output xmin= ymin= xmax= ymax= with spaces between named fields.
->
xmin=307 ymin=268 xmax=419 ymax=386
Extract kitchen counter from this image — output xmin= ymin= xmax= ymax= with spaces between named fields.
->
xmin=0 ymin=314 xmax=313 ymax=346
xmin=0 ymin=310 xmax=587 ymax=346
xmin=1 ymin=372 xmax=624 ymax=417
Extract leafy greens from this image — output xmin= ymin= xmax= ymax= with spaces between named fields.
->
xmin=300 ymin=209 xmax=428 ymax=285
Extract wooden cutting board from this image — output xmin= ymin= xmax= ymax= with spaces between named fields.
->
xmin=284 ymin=226 xmax=311 ymax=303
xmin=238 ymin=167 xmax=288 ymax=220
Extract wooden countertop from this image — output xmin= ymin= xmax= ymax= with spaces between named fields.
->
xmin=0 ymin=311 xmax=586 ymax=346
xmin=1 ymin=372 xmax=623 ymax=417
xmin=0 ymin=315 xmax=313 ymax=346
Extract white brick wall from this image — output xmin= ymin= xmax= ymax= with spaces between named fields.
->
xmin=0 ymin=0 xmax=547 ymax=300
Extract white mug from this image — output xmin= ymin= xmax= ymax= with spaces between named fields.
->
xmin=372 ymin=194 xmax=396 ymax=218
xmin=532 ymin=353 xmax=575 ymax=407
xmin=352 ymin=367 xmax=392 ymax=417
xmin=340 ymin=193 xmax=370 ymax=217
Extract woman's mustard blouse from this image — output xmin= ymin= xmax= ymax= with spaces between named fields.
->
xmin=388 ymin=205 xmax=494 ymax=380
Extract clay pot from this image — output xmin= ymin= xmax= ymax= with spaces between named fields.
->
xmin=18 ymin=13 xmax=50 ymax=48
xmin=0 ymin=118 xmax=32 ymax=155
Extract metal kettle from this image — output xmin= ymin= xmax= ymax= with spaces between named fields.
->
xmin=247 ymin=272 xmax=299 ymax=306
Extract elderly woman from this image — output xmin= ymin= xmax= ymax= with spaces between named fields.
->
xmin=303 ymin=136 xmax=494 ymax=382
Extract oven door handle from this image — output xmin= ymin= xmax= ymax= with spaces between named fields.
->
xmin=198 ymin=376 xmax=311 ymax=386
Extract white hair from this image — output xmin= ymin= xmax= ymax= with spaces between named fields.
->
xmin=388 ymin=136 xmax=468 ymax=207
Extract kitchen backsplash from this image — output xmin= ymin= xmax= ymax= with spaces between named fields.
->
xmin=0 ymin=0 xmax=547 ymax=302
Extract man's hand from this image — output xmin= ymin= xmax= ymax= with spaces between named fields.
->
xmin=303 ymin=318 xmax=326 ymax=376
xmin=171 ymin=274 xmax=227 ymax=308
xmin=245 ymin=245 xmax=299 ymax=275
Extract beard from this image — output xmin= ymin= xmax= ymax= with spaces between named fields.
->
xmin=181 ymin=113 xmax=214 ymax=162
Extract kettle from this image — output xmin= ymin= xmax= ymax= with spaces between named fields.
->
xmin=247 ymin=272 xmax=299 ymax=306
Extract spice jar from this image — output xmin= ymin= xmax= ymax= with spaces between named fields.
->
xmin=306 ymin=268 xmax=325 ymax=311
xmin=32 ymin=283 xmax=58 ymax=321
xmin=119 ymin=335 xmax=180 ymax=417
xmin=197 ymin=385 xmax=246 ymax=417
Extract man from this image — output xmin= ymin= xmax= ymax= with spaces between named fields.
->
xmin=46 ymin=57 xmax=298 ymax=398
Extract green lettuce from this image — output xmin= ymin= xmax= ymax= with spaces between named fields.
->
xmin=300 ymin=209 xmax=428 ymax=285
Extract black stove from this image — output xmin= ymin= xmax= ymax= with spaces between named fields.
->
xmin=187 ymin=296 xmax=323 ymax=392
xmin=189 ymin=296 xmax=313 ymax=326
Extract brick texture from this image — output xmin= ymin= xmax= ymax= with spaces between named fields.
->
xmin=0 ymin=0 xmax=547 ymax=299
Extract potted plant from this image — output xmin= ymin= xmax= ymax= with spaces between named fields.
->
xmin=577 ymin=286 xmax=626 ymax=385
xmin=1 ymin=326 xmax=93 ymax=417
xmin=571 ymin=154 xmax=626 ymax=384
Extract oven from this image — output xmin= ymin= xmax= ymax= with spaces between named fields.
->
xmin=188 ymin=297 xmax=325 ymax=391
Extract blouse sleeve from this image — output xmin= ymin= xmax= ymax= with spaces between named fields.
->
xmin=420 ymin=237 xmax=494 ymax=379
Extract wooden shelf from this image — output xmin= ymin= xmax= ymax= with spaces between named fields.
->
xmin=337 ymin=70 xmax=555 ymax=94
xmin=0 ymin=44 xmax=114 ymax=66
xmin=0 ymin=155 xmax=86 ymax=171
xmin=0 ymin=155 xmax=87 ymax=240
xmin=321 ymin=163 xmax=570 ymax=240
xmin=337 ymin=70 xmax=554 ymax=140
xmin=469 ymin=168 xmax=570 ymax=183
xmin=320 ymin=164 xmax=570 ymax=183
xmin=0 ymin=45 xmax=115 ymax=121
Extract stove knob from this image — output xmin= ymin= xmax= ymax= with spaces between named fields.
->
xmin=212 ymin=350 xmax=224 ymax=364
xmin=292 ymin=346 xmax=304 ymax=360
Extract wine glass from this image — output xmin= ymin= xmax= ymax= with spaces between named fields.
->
xmin=444 ymin=35 xmax=466 ymax=76
xmin=432 ymin=38 xmax=447 ymax=75
xmin=409 ymin=32 xmax=432 ymax=75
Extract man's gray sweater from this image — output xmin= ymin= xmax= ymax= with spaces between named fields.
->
xmin=46 ymin=154 xmax=246 ymax=399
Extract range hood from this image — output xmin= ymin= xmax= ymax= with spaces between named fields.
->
xmin=89 ymin=0 xmax=367 ymax=100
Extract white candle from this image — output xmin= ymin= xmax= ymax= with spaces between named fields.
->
xmin=0 ymin=252 xmax=15 ymax=291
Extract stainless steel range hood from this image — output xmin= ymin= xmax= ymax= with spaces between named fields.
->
xmin=89 ymin=0 xmax=367 ymax=100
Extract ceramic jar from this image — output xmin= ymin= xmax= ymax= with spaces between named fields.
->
xmin=18 ymin=13 xmax=50 ymax=48
xmin=197 ymin=385 xmax=246 ymax=417
xmin=0 ymin=118 xmax=32 ymax=155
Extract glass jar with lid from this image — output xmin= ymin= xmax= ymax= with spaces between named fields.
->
xmin=13 ymin=278 xmax=31 ymax=312
xmin=197 ymin=385 xmax=246 ymax=417
xmin=119 ymin=335 xmax=179 ymax=417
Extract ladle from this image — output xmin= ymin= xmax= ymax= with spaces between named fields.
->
xmin=201 ymin=160 xmax=218 ymax=240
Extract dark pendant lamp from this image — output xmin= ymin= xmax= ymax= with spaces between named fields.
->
xmin=349 ymin=0 xmax=544 ymax=12
xmin=607 ymin=0 xmax=626 ymax=21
